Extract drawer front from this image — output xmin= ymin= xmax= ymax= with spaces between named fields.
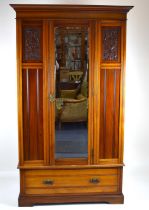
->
xmin=24 ymin=168 xmax=119 ymax=195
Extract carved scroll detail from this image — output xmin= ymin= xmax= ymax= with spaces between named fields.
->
xmin=23 ymin=28 xmax=41 ymax=61
xmin=102 ymin=28 xmax=120 ymax=61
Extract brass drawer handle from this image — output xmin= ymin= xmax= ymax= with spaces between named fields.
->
xmin=43 ymin=179 xmax=54 ymax=185
xmin=89 ymin=178 xmax=100 ymax=184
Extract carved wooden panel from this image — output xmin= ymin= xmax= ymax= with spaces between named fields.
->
xmin=100 ymin=69 xmax=120 ymax=159
xmin=23 ymin=27 xmax=42 ymax=62
xmin=102 ymin=27 xmax=121 ymax=62
xmin=22 ymin=69 xmax=43 ymax=160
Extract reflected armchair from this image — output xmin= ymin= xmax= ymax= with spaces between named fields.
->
xmin=56 ymin=96 xmax=88 ymax=128
xmin=56 ymin=76 xmax=88 ymax=128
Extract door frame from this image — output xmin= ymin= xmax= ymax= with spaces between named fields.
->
xmin=47 ymin=19 xmax=95 ymax=166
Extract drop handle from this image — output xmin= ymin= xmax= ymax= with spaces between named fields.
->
xmin=43 ymin=179 xmax=54 ymax=185
xmin=89 ymin=178 xmax=100 ymax=184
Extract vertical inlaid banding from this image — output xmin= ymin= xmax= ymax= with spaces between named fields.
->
xmin=103 ymin=69 xmax=107 ymax=157
xmin=100 ymin=69 xmax=120 ymax=159
xmin=22 ymin=68 xmax=43 ymax=160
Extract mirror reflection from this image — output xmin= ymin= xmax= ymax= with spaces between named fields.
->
xmin=55 ymin=26 xmax=89 ymax=159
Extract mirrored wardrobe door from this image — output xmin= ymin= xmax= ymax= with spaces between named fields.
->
xmin=53 ymin=25 xmax=90 ymax=164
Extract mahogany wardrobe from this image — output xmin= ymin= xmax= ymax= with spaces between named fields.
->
xmin=11 ymin=4 xmax=133 ymax=206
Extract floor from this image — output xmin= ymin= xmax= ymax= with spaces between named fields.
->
xmin=55 ymin=122 xmax=88 ymax=158
xmin=0 ymin=165 xmax=149 ymax=209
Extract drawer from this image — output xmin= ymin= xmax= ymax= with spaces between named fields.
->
xmin=24 ymin=169 xmax=118 ymax=195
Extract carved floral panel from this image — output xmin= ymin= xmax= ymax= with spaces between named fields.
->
xmin=23 ymin=27 xmax=42 ymax=61
xmin=102 ymin=27 xmax=120 ymax=62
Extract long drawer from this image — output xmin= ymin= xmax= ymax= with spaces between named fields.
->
xmin=23 ymin=168 xmax=119 ymax=195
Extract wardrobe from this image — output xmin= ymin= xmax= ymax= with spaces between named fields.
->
xmin=11 ymin=4 xmax=133 ymax=206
